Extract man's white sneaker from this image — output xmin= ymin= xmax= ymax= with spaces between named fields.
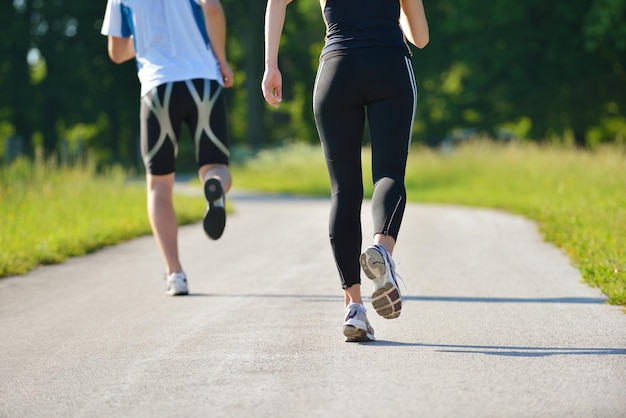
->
xmin=360 ymin=244 xmax=402 ymax=319
xmin=343 ymin=303 xmax=375 ymax=342
xmin=166 ymin=271 xmax=189 ymax=296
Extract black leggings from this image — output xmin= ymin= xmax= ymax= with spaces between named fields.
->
xmin=313 ymin=47 xmax=417 ymax=289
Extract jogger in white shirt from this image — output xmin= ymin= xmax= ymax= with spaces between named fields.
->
xmin=101 ymin=0 xmax=234 ymax=296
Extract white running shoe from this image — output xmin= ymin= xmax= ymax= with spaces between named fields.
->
xmin=343 ymin=303 xmax=375 ymax=342
xmin=360 ymin=244 xmax=402 ymax=319
xmin=166 ymin=271 xmax=189 ymax=296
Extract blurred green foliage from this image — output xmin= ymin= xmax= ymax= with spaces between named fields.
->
xmin=1 ymin=0 xmax=624 ymax=167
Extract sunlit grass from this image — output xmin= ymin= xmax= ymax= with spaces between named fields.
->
xmin=231 ymin=141 xmax=626 ymax=305
xmin=2 ymin=142 xmax=624 ymax=306
xmin=0 ymin=157 xmax=204 ymax=277
xmin=232 ymin=143 xmax=330 ymax=195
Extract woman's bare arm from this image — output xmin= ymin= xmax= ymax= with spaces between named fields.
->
xmin=400 ymin=0 xmax=429 ymax=49
xmin=261 ymin=0 xmax=293 ymax=107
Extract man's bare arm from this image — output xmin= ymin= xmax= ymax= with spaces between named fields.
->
xmin=107 ymin=36 xmax=135 ymax=64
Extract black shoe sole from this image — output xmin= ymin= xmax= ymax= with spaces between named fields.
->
xmin=203 ymin=178 xmax=226 ymax=240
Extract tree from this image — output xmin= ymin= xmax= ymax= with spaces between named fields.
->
xmin=0 ymin=0 xmax=140 ymax=162
xmin=2 ymin=0 xmax=624 ymax=166
xmin=0 ymin=0 xmax=36 ymax=156
xmin=415 ymin=0 xmax=626 ymax=145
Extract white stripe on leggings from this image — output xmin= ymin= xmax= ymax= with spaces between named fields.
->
xmin=403 ymin=56 xmax=417 ymax=153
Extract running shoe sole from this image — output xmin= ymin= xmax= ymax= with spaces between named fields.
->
xmin=343 ymin=323 xmax=375 ymax=342
xmin=166 ymin=287 xmax=188 ymax=296
xmin=360 ymin=246 xmax=402 ymax=319
xmin=371 ymin=283 xmax=401 ymax=319
xmin=203 ymin=178 xmax=226 ymax=240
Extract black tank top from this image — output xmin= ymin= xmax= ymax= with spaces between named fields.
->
xmin=320 ymin=0 xmax=410 ymax=58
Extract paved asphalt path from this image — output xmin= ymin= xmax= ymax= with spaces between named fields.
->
xmin=1 ymin=190 xmax=625 ymax=418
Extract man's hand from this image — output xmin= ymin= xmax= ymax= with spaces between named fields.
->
xmin=220 ymin=61 xmax=234 ymax=88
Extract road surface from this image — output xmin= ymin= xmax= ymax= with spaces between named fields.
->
xmin=1 ymin=191 xmax=625 ymax=417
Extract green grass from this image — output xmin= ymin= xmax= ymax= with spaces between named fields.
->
xmin=0 ymin=157 xmax=204 ymax=277
xmin=232 ymin=141 xmax=626 ymax=306
xmin=2 ymin=142 xmax=624 ymax=306
xmin=232 ymin=143 xmax=331 ymax=195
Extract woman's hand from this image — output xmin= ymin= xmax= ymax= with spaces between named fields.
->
xmin=262 ymin=65 xmax=283 ymax=108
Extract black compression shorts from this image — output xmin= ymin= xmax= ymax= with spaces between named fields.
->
xmin=140 ymin=78 xmax=229 ymax=175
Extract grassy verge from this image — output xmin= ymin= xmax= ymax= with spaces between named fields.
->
xmin=0 ymin=157 xmax=204 ymax=277
xmin=232 ymin=142 xmax=626 ymax=305
xmin=2 ymin=142 xmax=624 ymax=306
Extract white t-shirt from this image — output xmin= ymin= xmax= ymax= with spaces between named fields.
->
xmin=101 ymin=0 xmax=222 ymax=96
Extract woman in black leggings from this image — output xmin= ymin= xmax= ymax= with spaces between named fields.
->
xmin=263 ymin=0 xmax=429 ymax=342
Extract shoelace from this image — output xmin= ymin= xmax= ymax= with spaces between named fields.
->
xmin=390 ymin=261 xmax=409 ymax=293
xmin=378 ymin=245 xmax=409 ymax=294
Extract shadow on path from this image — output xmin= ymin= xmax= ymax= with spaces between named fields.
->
xmin=358 ymin=341 xmax=626 ymax=356
xmin=186 ymin=293 xmax=606 ymax=305
xmin=404 ymin=296 xmax=607 ymax=304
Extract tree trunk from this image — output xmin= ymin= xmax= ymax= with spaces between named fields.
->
xmin=573 ymin=130 xmax=587 ymax=148
xmin=242 ymin=0 xmax=266 ymax=148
